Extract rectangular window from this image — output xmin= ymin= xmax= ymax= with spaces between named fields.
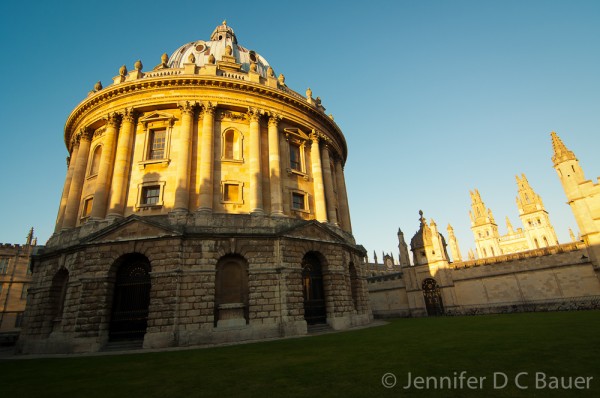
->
xmin=0 ymin=258 xmax=8 ymax=274
xmin=142 ymin=186 xmax=161 ymax=205
xmin=21 ymin=284 xmax=28 ymax=299
xmin=292 ymin=192 xmax=306 ymax=210
xmin=82 ymin=197 xmax=93 ymax=219
xmin=289 ymin=143 xmax=301 ymax=171
xmin=223 ymin=183 xmax=240 ymax=203
xmin=15 ymin=312 xmax=24 ymax=328
xmin=148 ymin=129 xmax=166 ymax=160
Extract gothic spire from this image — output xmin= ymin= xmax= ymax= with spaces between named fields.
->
xmin=551 ymin=131 xmax=576 ymax=166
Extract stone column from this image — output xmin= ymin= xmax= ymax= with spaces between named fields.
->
xmin=335 ymin=159 xmax=352 ymax=232
xmin=54 ymin=145 xmax=79 ymax=232
xmin=107 ymin=108 xmax=136 ymax=218
xmin=173 ymin=101 xmax=195 ymax=213
xmin=310 ymin=132 xmax=327 ymax=222
xmin=268 ymin=113 xmax=283 ymax=216
xmin=321 ymin=143 xmax=338 ymax=226
xmin=90 ymin=113 xmax=120 ymax=220
xmin=197 ymin=102 xmax=215 ymax=212
xmin=248 ymin=108 xmax=263 ymax=215
xmin=62 ymin=129 xmax=92 ymax=229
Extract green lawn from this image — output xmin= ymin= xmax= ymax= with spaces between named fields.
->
xmin=2 ymin=311 xmax=599 ymax=398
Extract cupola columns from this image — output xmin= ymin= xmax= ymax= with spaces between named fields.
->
xmin=248 ymin=108 xmax=264 ymax=215
xmin=173 ymin=102 xmax=195 ymax=213
xmin=268 ymin=114 xmax=284 ymax=216
xmin=54 ymin=145 xmax=78 ymax=232
xmin=335 ymin=160 xmax=352 ymax=232
xmin=62 ymin=131 xmax=91 ymax=229
xmin=107 ymin=108 xmax=136 ymax=218
xmin=321 ymin=144 xmax=338 ymax=226
xmin=90 ymin=114 xmax=119 ymax=220
xmin=310 ymin=133 xmax=327 ymax=222
xmin=197 ymin=103 xmax=215 ymax=212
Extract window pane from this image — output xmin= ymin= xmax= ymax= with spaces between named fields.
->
xmin=290 ymin=144 xmax=301 ymax=171
xmin=224 ymin=131 xmax=235 ymax=159
xmin=292 ymin=193 xmax=305 ymax=210
xmin=149 ymin=130 xmax=166 ymax=160
xmin=224 ymin=184 xmax=239 ymax=202
xmin=83 ymin=198 xmax=93 ymax=217
xmin=142 ymin=186 xmax=161 ymax=205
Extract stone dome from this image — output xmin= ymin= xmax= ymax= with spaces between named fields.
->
xmin=167 ymin=21 xmax=271 ymax=78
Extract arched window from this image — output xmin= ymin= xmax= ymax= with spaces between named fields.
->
xmin=543 ymin=236 xmax=549 ymax=247
xmin=49 ymin=268 xmax=69 ymax=331
xmin=89 ymin=145 xmax=102 ymax=176
xmin=222 ymin=129 xmax=243 ymax=161
xmin=490 ymin=247 xmax=495 ymax=256
xmin=483 ymin=248 xmax=487 ymax=257
xmin=534 ymin=238 xmax=540 ymax=248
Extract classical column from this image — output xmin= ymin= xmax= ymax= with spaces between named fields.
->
xmin=62 ymin=128 xmax=92 ymax=229
xmin=268 ymin=113 xmax=283 ymax=216
xmin=173 ymin=101 xmax=195 ymax=213
xmin=197 ymin=102 xmax=215 ymax=212
xmin=310 ymin=132 xmax=327 ymax=222
xmin=107 ymin=108 xmax=136 ymax=218
xmin=90 ymin=113 xmax=120 ymax=220
xmin=321 ymin=143 xmax=338 ymax=226
xmin=54 ymin=145 xmax=78 ymax=232
xmin=248 ymin=108 xmax=263 ymax=215
xmin=335 ymin=159 xmax=352 ymax=232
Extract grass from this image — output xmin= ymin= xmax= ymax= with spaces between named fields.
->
xmin=2 ymin=311 xmax=599 ymax=398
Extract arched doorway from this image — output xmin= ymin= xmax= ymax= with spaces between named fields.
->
xmin=302 ymin=252 xmax=326 ymax=325
xmin=49 ymin=268 xmax=69 ymax=333
xmin=422 ymin=278 xmax=444 ymax=316
xmin=109 ymin=254 xmax=151 ymax=341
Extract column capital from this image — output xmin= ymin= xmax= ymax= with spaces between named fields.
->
xmin=247 ymin=107 xmax=263 ymax=122
xmin=268 ymin=113 xmax=281 ymax=127
xmin=178 ymin=101 xmax=198 ymax=115
xmin=201 ymin=101 xmax=216 ymax=116
xmin=104 ymin=112 xmax=121 ymax=129
xmin=121 ymin=107 xmax=137 ymax=123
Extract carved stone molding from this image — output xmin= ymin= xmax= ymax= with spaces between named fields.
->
xmin=217 ymin=110 xmax=247 ymax=122
xmin=121 ymin=107 xmax=137 ymax=123
xmin=105 ymin=112 xmax=120 ymax=129
xmin=268 ymin=113 xmax=281 ymax=127
xmin=202 ymin=101 xmax=216 ymax=116
xmin=247 ymin=107 xmax=263 ymax=122
xmin=178 ymin=101 xmax=197 ymax=115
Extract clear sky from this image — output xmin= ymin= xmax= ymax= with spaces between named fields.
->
xmin=0 ymin=0 xmax=598 ymax=261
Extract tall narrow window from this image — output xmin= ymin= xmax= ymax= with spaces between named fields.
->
xmin=543 ymin=236 xmax=549 ymax=247
xmin=82 ymin=197 xmax=93 ymax=219
xmin=148 ymin=129 xmax=166 ymax=160
xmin=289 ymin=143 xmax=301 ymax=171
xmin=292 ymin=192 xmax=306 ymax=211
xmin=0 ymin=258 xmax=8 ymax=274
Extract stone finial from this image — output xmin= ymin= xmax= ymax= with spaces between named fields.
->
xmin=278 ymin=73 xmax=285 ymax=85
xmin=328 ymin=114 xmax=334 ymax=120
xmin=119 ymin=65 xmax=127 ymax=76
xmin=223 ymin=19 xmax=227 ymax=26
xmin=188 ymin=53 xmax=196 ymax=63
xmin=134 ymin=60 xmax=143 ymax=71
xmin=225 ymin=45 xmax=233 ymax=56
xmin=306 ymin=87 xmax=312 ymax=99
xmin=161 ymin=53 xmax=169 ymax=64
xmin=250 ymin=61 xmax=257 ymax=72
xmin=316 ymin=97 xmax=322 ymax=105
xmin=208 ymin=54 xmax=216 ymax=64
xmin=267 ymin=66 xmax=275 ymax=77
xmin=94 ymin=81 xmax=103 ymax=91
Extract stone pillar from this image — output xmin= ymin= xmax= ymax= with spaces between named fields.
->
xmin=62 ymin=129 xmax=92 ymax=229
xmin=173 ymin=101 xmax=195 ymax=213
xmin=248 ymin=108 xmax=263 ymax=215
xmin=268 ymin=114 xmax=284 ymax=216
xmin=197 ymin=102 xmax=215 ymax=212
xmin=90 ymin=113 xmax=120 ymax=220
xmin=310 ymin=132 xmax=327 ymax=222
xmin=321 ymin=144 xmax=338 ymax=226
xmin=54 ymin=145 xmax=79 ymax=232
xmin=335 ymin=159 xmax=352 ymax=232
xmin=107 ymin=108 xmax=136 ymax=218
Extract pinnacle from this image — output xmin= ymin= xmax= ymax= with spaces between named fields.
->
xmin=551 ymin=131 xmax=576 ymax=165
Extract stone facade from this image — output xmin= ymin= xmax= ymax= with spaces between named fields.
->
xmin=368 ymin=132 xmax=600 ymax=318
xmin=0 ymin=229 xmax=39 ymax=343
xmin=19 ymin=22 xmax=371 ymax=354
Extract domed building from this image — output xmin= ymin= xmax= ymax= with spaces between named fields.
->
xmin=19 ymin=21 xmax=371 ymax=354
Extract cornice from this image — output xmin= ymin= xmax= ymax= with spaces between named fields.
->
xmin=63 ymin=76 xmax=347 ymax=162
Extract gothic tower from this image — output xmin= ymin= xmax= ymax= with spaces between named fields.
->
xmin=515 ymin=174 xmax=559 ymax=248
xmin=446 ymin=224 xmax=462 ymax=262
xmin=551 ymin=131 xmax=600 ymax=266
xmin=397 ymin=228 xmax=411 ymax=267
xmin=469 ymin=189 xmax=501 ymax=258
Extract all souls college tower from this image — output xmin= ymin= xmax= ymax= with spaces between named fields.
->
xmin=19 ymin=22 xmax=371 ymax=354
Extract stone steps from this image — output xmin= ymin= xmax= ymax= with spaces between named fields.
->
xmin=101 ymin=340 xmax=144 ymax=352
xmin=307 ymin=323 xmax=333 ymax=334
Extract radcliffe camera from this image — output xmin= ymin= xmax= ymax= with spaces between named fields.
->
xmin=0 ymin=3 xmax=599 ymax=398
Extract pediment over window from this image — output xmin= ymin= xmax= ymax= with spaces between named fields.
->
xmin=283 ymin=127 xmax=310 ymax=142
xmin=82 ymin=216 xmax=181 ymax=244
xmin=280 ymin=220 xmax=346 ymax=244
xmin=139 ymin=112 xmax=177 ymax=127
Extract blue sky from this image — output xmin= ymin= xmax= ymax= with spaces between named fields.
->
xmin=0 ymin=0 xmax=598 ymax=261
